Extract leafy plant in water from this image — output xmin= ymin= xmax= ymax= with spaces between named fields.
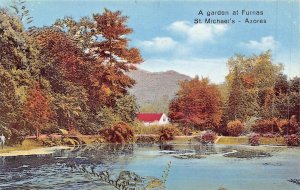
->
xmin=65 ymin=161 xmax=171 ymax=190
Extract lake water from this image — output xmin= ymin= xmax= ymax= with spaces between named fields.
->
xmin=0 ymin=144 xmax=299 ymax=190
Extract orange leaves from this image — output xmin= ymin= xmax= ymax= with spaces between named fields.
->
xmin=242 ymin=74 xmax=256 ymax=88
xmin=169 ymin=77 xmax=222 ymax=129
xmin=93 ymin=9 xmax=132 ymax=40
xmin=35 ymin=29 xmax=84 ymax=83
xmin=23 ymin=83 xmax=52 ymax=132
xmin=99 ymin=122 xmax=134 ymax=143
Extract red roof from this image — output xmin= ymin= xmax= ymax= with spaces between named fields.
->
xmin=137 ymin=113 xmax=164 ymax=122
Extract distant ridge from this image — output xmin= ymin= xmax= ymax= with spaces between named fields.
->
xmin=128 ymin=69 xmax=191 ymax=107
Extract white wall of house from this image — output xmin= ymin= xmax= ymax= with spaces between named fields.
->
xmin=158 ymin=113 xmax=169 ymax=125
xmin=144 ymin=113 xmax=169 ymax=126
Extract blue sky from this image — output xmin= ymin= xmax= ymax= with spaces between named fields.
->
xmin=1 ymin=0 xmax=299 ymax=83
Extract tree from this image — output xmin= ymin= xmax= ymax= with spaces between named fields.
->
xmin=0 ymin=9 xmax=42 ymax=79
xmin=274 ymin=76 xmax=300 ymax=121
xmin=115 ymin=95 xmax=139 ymax=124
xmin=34 ymin=28 xmax=86 ymax=89
xmin=54 ymin=9 xmax=143 ymax=112
xmin=169 ymin=77 xmax=222 ymax=130
xmin=0 ymin=67 xmax=19 ymax=125
xmin=23 ymin=84 xmax=52 ymax=139
xmin=274 ymin=73 xmax=289 ymax=96
xmin=226 ymin=51 xmax=281 ymax=121
xmin=9 ymin=0 xmax=33 ymax=25
xmin=54 ymin=83 xmax=90 ymax=132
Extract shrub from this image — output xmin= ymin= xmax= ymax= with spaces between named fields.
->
xmin=159 ymin=125 xmax=180 ymax=142
xmin=133 ymin=123 xmax=162 ymax=135
xmin=200 ymin=131 xmax=217 ymax=144
xmin=99 ymin=122 xmax=134 ymax=143
xmin=249 ymin=133 xmax=260 ymax=146
xmin=284 ymin=134 xmax=300 ymax=146
xmin=227 ymin=120 xmax=244 ymax=136
xmin=252 ymin=119 xmax=279 ymax=134
xmin=277 ymin=116 xmax=299 ymax=135
xmin=275 ymin=119 xmax=290 ymax=135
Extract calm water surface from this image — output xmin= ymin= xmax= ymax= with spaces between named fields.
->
xmin=0 ymin=144 xmax=299 ymax=190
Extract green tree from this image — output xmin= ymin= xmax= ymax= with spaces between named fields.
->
xmin=275 ymin=76 xmax=300 ymax=120
xmin=0 ymin=67 xmax=19 ymax=125
xmin=54 ymin=83 xmax=90 ymax=132
xmin=226 ymin=51 xmax=281 ymax=121
xmin=115 ymin=95 xmax=139 ymax=124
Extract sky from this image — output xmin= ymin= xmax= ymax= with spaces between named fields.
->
xmin=0 ymin=0 xmax=299 ymax=83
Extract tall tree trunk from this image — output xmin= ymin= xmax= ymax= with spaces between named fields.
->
xmin=36 ymin=127 xmax=39 ymax=140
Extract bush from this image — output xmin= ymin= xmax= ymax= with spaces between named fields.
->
xmin=159 ymin=125 xmax=180 ymax=142
xmin=227 ymin=120 xmax=244 ymax=136
xmin=284 ymin=134 xmax=300 ymax=146
xmin=200 ymin=131 xmax=217 ymax=144
xmin=99 ymin=122 xmax=134 ymax=143
xmin=276 ymin=116 xmax=299 ymax=135
xmin=275 ymin=119 xmax=290 ymax=135
xmin=249 ymin=133 xmax=260 ymax=146
xmin=133 ymin=122 xmax=162 ymax=135
xmin=252 ymin=119 xmax=279 ymax=134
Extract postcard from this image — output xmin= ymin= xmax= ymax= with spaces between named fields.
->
xmin=0 ymin=0 xmax=299 ymax=190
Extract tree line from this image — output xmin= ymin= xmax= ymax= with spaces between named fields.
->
xmin=169 ymin=51 xmax=300 ymax=136
xmin=0 ymin=3 xmax=142 ymax=142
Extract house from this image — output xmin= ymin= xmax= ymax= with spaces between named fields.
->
xmin=136 ymin=113 xmax=169 ymax=126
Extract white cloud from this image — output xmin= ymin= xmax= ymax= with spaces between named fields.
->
xmin=168 ymin=21 xmax=229 ymax=43
xmin=274 ymin=52 xmax=300 ymax=78
xmin=139 ymin=58 xmax=228 ymax=84
xmin=241 ymin=36 xmax=280 ymax=52
xmin=138 ymin=37 xmax=178 ymax=52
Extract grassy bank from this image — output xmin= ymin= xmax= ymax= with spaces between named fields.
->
xmin=215 ymin=136 xmax=286 ymax=146
xmin=0 ymin=139 xmax=43 ymax=154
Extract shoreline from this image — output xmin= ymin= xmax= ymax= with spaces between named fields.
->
xmin=0 ymin=135 xmax=290 ymax=157
xmin=0 ymin=146 xmax=72 ymax=157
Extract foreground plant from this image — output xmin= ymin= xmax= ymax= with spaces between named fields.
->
xmin=65 ymin=161 xmax=171 ymax=190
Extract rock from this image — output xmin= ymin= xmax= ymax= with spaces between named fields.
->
xmin=223 ymin=150 xmax=271 ymax=159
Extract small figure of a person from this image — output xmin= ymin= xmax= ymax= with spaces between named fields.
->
xmin=0 ymin=134 xmax=5 ymax=149
xmin=183 ymin=126 xmax=189 ymax=136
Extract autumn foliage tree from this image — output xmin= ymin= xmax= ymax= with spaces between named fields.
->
xmin=226 ymin=51 xmax=281 ymax=121
xmin=169 ymin=77 xmax=222 ymax=130
xmin=23 ymin=84 xmax=52 ymax=139
xmin=54 ymin=9 xmax=143 ymax=112
xmin=1 ymin=6 xmax=141 ymax=137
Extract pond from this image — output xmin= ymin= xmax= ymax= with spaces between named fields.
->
xmin=0 ymin=144 xmax=299 ymax=190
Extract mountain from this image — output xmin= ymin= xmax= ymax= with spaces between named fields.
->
xmin=128 ymin=69 xmax=191 ymax=112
